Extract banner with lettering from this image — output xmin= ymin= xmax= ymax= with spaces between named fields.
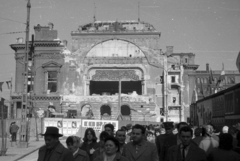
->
xmin=80 ymin=120 xmax=119 ymax=138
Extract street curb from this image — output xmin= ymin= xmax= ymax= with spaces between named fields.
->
xmin=13 ymin=146 xmax=41 ymax=161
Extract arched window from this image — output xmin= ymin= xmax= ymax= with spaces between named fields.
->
xmin=228 ymin=77 xmax=231 ymax=84
xmin=100 ymin=104 xmax=111 ymax=120
xmin=81 ymin=104 xmax=93 ymax=118
xmin=197 ymin=88 xmax=200 ymax=93
xmin=121 ymin=105 xmax=131 ymax=116
xmin=197 ymin=78 xmax=200 ymax=84
xmin=204 ymin=78 xmax=208 ymax=84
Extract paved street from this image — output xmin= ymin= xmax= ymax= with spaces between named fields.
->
xmin=15 ymin=139 xmax=67 ymax=161
xmin=18 ymin=150 xmax=38 ymax=161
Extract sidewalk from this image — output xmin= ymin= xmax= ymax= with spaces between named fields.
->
xmin=0 ymin=137 xmax=45 ymax=161
xmin=0 ymin=137 xmax=67 ymax=161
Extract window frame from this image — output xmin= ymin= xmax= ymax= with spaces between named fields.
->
xmin=42 ymin=61 xmax=62 ymax=94
xmin=46 ymin=71 xmax=58 ymax=93
xmin=171 ymin=76 xmax=176 ymax=83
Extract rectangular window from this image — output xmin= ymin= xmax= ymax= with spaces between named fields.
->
xmin=173 ymin=97 xmax=176 ymax=103
xmin=47 ymin=71 xmax=57 ymax=93
xmin=171 ymin=76 xmax=176 ymax=83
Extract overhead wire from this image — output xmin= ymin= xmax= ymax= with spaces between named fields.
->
xmin=0 ymin=16 xmax=25 ymax=24
xmin=0 ymin=31 xmax=26 ymax=35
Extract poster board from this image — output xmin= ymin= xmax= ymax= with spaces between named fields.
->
xmin=44 ymin=118 xmax=81 ymax=136
xmin=62 ymin=119 xmax=81 ymax=136
xmin=80 ymin=120 xmax=119 ymax=138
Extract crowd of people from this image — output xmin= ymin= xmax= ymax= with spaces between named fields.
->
xmin=37 ymin=122 xmax=240 ymax=161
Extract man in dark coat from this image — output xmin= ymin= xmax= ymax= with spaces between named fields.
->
xmin=155 ymin=122 xmax=174 ymax=161
xmin=165 ymin=126 xmax=206 ymax=161
xmin=123 ymin=124 xmax=158 ymax=161
xmin=160 ymin=122 xmax=188 ymax=161
xmin=115 ymin=129 xmax=126 ymax=154
xmin=10 ymin=122 xmax=19 ymax=146
xmin=37 ymin=126 xmax=74 ymax=161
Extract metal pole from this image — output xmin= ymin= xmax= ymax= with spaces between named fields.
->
xmin=118 ymin=79 xmax=121 ymax=120
xmin=164 ymin=56 xmax=168 ymax=121
xmin=19 ymin=0 xmax=31 ymax=148
xmin=1 ymin=98 xmax=5 ymax=155
xmin=9 ymin=77 xmax=13 ymax=119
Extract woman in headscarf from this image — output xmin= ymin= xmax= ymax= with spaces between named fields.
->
xmin=66 ymin=136 xmax=90 ymax=161
xmin=93 ymin=136 xmax=129 ymax=161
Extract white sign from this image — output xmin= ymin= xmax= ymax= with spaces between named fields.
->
xmin=81 ymin=119 xmax=118 ymax=132
xmin=44 ymin=118 xmax=81 ymax=136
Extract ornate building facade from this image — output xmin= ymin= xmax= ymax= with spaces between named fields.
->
xmin=10 ymin=21 xmax=170 ymax=122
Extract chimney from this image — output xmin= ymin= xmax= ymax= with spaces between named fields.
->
xmin=166 ymin=46 xmax=173 ymax=56
xmin=16 ymin=37 xmax=24 ymax=44
xmin=62 ymin=40 xmax=68 ymax=47
xmin=206 ymin=63 xmax=209 ymax=72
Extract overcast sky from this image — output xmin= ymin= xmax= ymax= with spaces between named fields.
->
xmin=0 ymin=0 xmax=240 ymax=98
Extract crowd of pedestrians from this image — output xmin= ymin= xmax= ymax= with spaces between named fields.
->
xmin=37 ymin=122 xmax=240 ymax=161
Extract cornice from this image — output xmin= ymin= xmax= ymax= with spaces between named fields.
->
xmin=183 ymin=64 xmax=199 ymax=70
xmin=11 ymin=95 xmax=61 ymax=101
xmin=71 ymin=31 xmax=161 ymax=36
xmin=10 ymin=41 xmax=63 ymax=52
xmin=34 ymin=53 xmax=65 ymax=59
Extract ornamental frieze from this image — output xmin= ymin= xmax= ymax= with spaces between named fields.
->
xmin=34 ymin=53 xmax=65 ymax=59
xmin=62 ymin=95 xmax=152 ymax=104
xmin=92 ymin=70 xmax=140 ymax=81
xmin=83 ymin=58 xmax=146 ymax=65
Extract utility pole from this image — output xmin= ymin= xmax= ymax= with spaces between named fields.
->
xmin=19 ymin=0 xmax=31 ymax=148
xmin=1 ymin=98 xmax=5 ymax=155
xmin=117 ymin=79 xmax=122 ymax=120
xmin=29 ymin=34 xmax=38 ymax=141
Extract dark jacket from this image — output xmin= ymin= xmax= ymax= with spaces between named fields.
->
xmin=74 ymin=149 xmax=90 ymax=161
xmin=166 ymin=143 xmax=206 ymax=161
xmin=92 ymin=147 xmax=104 ymax=161
xmin=123 ymin=140 xmax=158 ymax=161
xmin=161 ymin=134 xmax=198 ymax=161
xmin=207 ymin=148 xmax=240 ymax=161
xmin=93 ymin=152 xmax=129 ymax=161
xmin=161 ymin=134 xmax=178 ymax=161
xmin=80 ymin=142 xmax=100 ymax=161
xmin=155 ymin=133 xmax=173 ymax=160
xmin=37 ymin=142 xmax=74 ymax=161
xmin=10 ymin=124 xmax=19 ymax=134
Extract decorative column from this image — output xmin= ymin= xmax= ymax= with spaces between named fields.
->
xmin=141 ymin=80 xmax=145 ymax=95
xmin=178 ymin=86 xmax=183 ymax=122
xmin=86 ymin=81 xmax=90 ymax=96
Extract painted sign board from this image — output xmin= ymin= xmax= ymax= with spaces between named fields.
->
xmin=44 ymin=118 xmax=81 ymax=136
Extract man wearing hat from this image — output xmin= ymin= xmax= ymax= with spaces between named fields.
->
xmin=37 ymin=126 xmax=74 ymax=161
xmin=155 ymin=122 xmax=174 ymax=161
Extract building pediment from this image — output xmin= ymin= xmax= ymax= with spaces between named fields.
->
xmin=42 ymin=61 xmax=62 ymax=72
